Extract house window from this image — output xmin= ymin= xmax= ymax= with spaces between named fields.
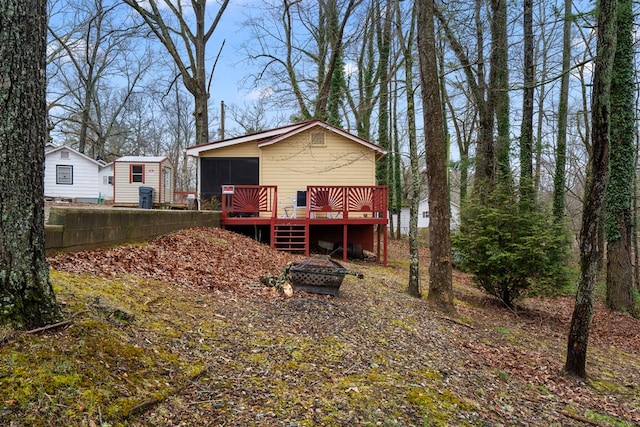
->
xmin=60 ymin=151 xmax=69 ymax=159
xmin=200 ymin=157 xmax=259 ymax=202
xmin=310 ymin=131 xmax=326 ymax=146
xmin=103 ymin=176 xmax=114 ymax=185
xmin=130 ymin=165 xmax=144 ymax=183
xmin=422 ymin=211 xmax=429 ymax=218
xmin=56 ymin=165 xmax=73 ymax=185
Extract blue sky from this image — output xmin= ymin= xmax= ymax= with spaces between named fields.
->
xmin=206 ymin=0 xmax=260 ymax=106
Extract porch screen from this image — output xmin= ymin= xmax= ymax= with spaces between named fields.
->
xmin=200 ymin=157 xmax=259 ymax=203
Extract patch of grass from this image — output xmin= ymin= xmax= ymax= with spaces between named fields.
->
xmin=1 ymin=272 xmax=209 ymax=426
xmin=585 ymin=410 xmax=635 ymax=427
xmin=495 ymin=370 xmax=510 ymax=382
xmin=497 ymin=326 xmax=510 ymax=335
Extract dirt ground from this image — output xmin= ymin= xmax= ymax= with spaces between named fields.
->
xmin=2 ymin=227 xmax=638 ymax=426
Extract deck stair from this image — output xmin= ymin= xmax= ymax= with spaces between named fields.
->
xmin=273 ymin=224 xmax=307 ymax=252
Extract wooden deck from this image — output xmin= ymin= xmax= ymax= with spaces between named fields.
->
xmin=220 ymin=185 xmax=388 ymax=265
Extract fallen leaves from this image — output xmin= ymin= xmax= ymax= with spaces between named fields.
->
xmin=48 ymin=227 xmax=303 ymax=295
xmin=37 ymin=231 xmax=640 ymax=426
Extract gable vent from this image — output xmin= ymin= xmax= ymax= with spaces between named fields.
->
xmin=60 ymin=150 xmax=70 ymax=159
xmin=310 ymin=131 xmax=326 ymax=147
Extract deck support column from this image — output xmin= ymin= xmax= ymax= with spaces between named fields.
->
xmin=343 ymin=224 xmax=348 ymax=262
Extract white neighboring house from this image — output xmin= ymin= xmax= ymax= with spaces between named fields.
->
xmin=44 ymin=144 xmax=114 ymax=202
xmin=390 ymin=198 xmax=460 ymax=235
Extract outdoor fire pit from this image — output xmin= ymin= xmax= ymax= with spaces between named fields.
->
xmin=289 ymin=256 xmax=363 ymax=296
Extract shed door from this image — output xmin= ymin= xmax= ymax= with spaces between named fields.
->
xmin=163 ymin=168 xmax=171 ymax=203
xmin=201 ymin=157 xmax=259 ymax=202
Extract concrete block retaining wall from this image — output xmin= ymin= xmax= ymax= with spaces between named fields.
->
xmin=45 ymin=207 xmax=221 ymax=254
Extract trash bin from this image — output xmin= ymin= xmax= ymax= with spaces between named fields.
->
xmin=138 ymin=186 xmax=154 ymax=209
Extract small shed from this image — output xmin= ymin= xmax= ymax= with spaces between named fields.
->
xmin=113 ymin=156 xmax=174 ymax=207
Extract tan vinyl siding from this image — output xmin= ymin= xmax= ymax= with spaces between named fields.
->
xmin=114 ymin=160 xmax=174 ymax=205
xmin=261 ymin=129 xmax=376 ymax=216
xmin=199 ymin=142 xmax=260 ymax=158
xmin=114 ymin=162 xmax=141 ymax=204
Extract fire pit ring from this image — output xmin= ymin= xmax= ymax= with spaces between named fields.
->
xmin=288 ymin=256 xmax=363 ymax=296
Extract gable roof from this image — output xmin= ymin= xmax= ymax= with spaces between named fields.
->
xmin=185 ymin=119 xmax=387 ymax=157
xmin=45 ymin=144 xmax=112 ymax=168
xmin=115 ymin=156 xmax=170 ymax=163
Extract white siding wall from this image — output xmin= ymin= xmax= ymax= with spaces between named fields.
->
xmin=44 ymin=148 xmax=100 ymax=200
xmin=391 ymin=200 xmax=430 ymax=235
xmin=98 ymin=164 xmax=114 ymax=200
xmin=391 ymin=200 xmax=460 ymax=234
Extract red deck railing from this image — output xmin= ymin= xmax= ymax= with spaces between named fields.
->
xmin=220 ymin=185 xmax=388 ymax=220
xmin=306 ymin=185 xmax=388 ymax=219
xmin=220 ymin=185 xmax=278 ymax=220
xmin=219 ymin=185 xmax=388 ymax=265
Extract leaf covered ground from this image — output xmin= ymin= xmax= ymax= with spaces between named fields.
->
xmin=1 ymin=227 xmax=639 ymax=426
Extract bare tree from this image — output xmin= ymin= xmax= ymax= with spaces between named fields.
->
xmin=228 ymin=98 xmax=286 ymax=136
xmin=243 ymin=0 xmax=362 ymax=123
xmin=395 ymin=1 xmax=421 ymax=297
xmin=435 ymin=0 xmax=494 ymax=185
xmin=49 ymin=5 xmax=157 ymax=162
xmin=552 ymin=0 xmax=573 ymax=221
xmin=124 ymin=0 xmax=230 ymax=146
xmin=159 ymin=81 xmax=197 ymax=192
xmin=519 ymin=0 xmax=534 ymax=204
xmin=48 ymin=0 xmax=150 ymax=156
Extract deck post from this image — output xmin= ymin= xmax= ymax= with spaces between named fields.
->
xmin=270 ymin=188 xmax=277 ymax=248
xmin=343 ymin=224 xmax=348 ymax=262
xmin=376 ymin=224 xmax=381 ymax=263
xmin=383 ymin=223 xmax=388 ymax=266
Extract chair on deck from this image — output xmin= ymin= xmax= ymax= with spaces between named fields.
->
xmin=280 ymin=197 xmax=295 ymax=218
xmin=280 ymin=190 xmax=307 ymax=218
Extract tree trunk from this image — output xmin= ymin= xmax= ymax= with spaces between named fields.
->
xmin=474 ymin=0 xmax=493 ymax=185
xmin=519 ymin=0 xmax=534 ymax=206
xmin=605 ymin=0 xmax=636 ymax=315
xmin=434 ymin=0 xmax=493 ymax=186
xmin=192 ymin=0 xmax=209 ymax=145
xmin=376 ymin=0 xmax=392 ymax=190
xmin=351 ymin=6 xmax=376 ymax=139
xmin=417 ymin=0 xmax=455 ymax=313
xmin=314 ymin=0 xmax=360 ymax=121
xmin=124 ymin=0 xmax=229 ymax=146
xmin=553 ymin=0 xmax=572 ymax=221
xmin=566 ymin=0 xmax=616 ymax=377
xmin=490 ymin=0 xmax=511 ymax=185
xmin=0 ymin=0 xmax=62 ymax=329
xmin=392 ymin=85 xmax=403 ymax=240
xmin=397 ymin=2 xmax=421 ymax=297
